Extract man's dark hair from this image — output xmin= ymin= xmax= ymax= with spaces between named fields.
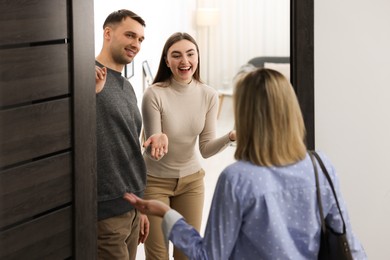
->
xmin=103 ymin=9 xmax=146 ymax=29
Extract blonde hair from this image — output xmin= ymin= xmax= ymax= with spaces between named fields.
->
xmin=234 ymin=68 xmax=306 ymax=166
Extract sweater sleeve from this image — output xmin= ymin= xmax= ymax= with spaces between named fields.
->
xmin=163 ymin=209 xmax=209 ymax=260
xmin=141 ymin=87 xmax=166 ymax=161
xmin=198 ymin=91 xmax=231 ymax=158
xmin=142 ymin=87 xmax=163 ymax=138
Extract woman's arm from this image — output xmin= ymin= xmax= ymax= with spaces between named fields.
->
xmin=123 ymin=193 xmax=209 ymax=259
xmin=198 ymin=92 xmax=235 ymax=158
xmin=142 ymin=88 xmax=168 ymax=160
xmin=123 ymin=169 xmax=243 ymax=260
xmin=142 ymin=87 xmax=163 ymax=138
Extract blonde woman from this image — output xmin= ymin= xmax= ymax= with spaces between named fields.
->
xmin=127 ymin=68 xmax=366 ymax=260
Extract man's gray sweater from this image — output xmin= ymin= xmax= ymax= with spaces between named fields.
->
xmin=96 ymin=62 xmax=146 ymax=220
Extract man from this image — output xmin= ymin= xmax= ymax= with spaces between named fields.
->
xmin=95 ymin=9 xmax=168 ymax=259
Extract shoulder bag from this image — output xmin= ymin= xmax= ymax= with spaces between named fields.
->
xmin=308 ymin=151 xmax=353 ymax=260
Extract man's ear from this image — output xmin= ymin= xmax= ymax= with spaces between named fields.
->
xmin=103 ymin=27 xmax=112 ymax=40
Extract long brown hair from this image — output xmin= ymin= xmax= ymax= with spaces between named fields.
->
xmin=234 ymin=68 xmax=306 ymax=166
xmin=153 ymin=32 xmax=202 ymax=85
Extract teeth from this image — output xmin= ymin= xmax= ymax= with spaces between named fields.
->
xmin=179 ymin=67 xmax=191 ymax=70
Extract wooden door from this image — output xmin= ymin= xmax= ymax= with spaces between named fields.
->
xmin=0 ymin=0 xmax=96 ymax=258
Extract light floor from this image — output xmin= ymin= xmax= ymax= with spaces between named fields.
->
xmin=136 ymin=95 xmax=235 ymax=259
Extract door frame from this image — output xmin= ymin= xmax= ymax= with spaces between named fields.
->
xmin=291 ymin=0 xmax=315 ymax=149
xmin=71 ymin=0 xmax=315 ymax=257
xmin=72 ymin=0 xmax=97 ymax=258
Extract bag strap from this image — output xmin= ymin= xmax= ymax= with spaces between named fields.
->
xmin=308 ymin=152 xmax=327 ymax=233
xmin=309 ymin=151 xmax=347 ymax=233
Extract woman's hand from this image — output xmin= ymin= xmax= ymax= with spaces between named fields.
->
xmin=95 ymin=66 xmax=107 ymax=93
xmin=123 ymin=193 xmax=170 ymax=218
xmin=229 ymin=130 xmax=236 ymax=142
xmin=143 ymin=133 xmax=169 ymax=160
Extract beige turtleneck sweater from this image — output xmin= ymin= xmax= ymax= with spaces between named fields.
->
xmin=141 ymin=78 xmax=231 ymax=178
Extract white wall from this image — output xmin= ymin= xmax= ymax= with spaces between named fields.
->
xmin=207 ymin=0 xmax=290 ymax=88
xmin=315 ymin=0 xmax=390 ymax=258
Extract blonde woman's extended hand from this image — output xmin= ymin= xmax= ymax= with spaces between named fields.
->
xmin=123 ymin=193 xmax=170 ymax=218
